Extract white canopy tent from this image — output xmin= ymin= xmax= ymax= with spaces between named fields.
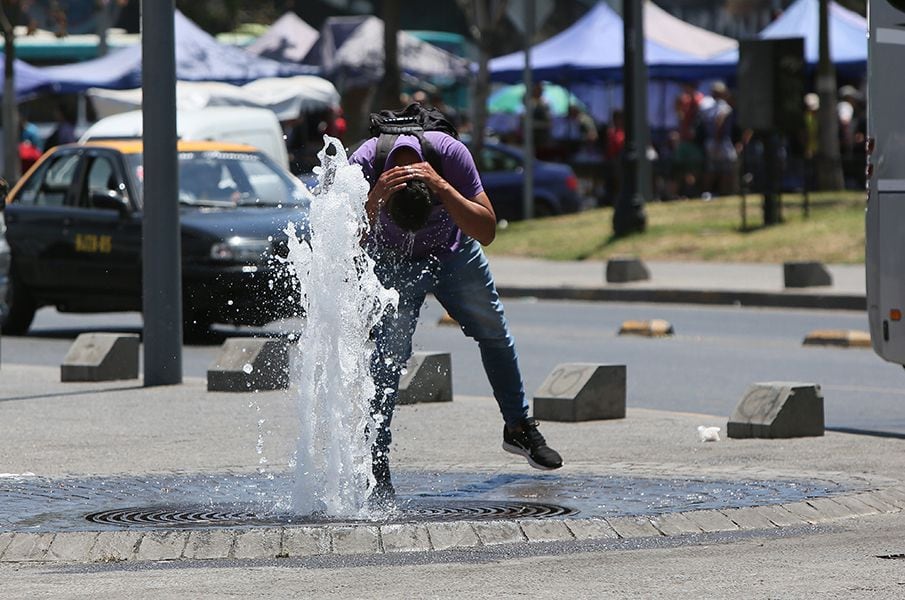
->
xmin=246 ymin=12 xmax=320 ymax=64
xmin=87 ymin=76 xmax=340 ymax=121
xmin=310 ymin=15 xmax=470 ymax=87
xmin=643 ymin=1 xmax=737 ymax=59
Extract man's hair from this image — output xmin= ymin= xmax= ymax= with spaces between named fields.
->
xmin=387 ymin=179 xmax=432 ymax=232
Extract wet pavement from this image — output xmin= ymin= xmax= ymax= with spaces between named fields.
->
xmin=0 ymin=470 xmax=847 ymax=533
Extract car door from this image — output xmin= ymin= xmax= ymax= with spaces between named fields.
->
xmin=60 ymin=149 xmax=142 ymax=309
xmin=4 ymin=149 xmax=82 ymax=295
xmin=473 ymin=145 xmax=524 ymax=221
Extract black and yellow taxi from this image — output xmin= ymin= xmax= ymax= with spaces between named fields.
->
xmin=1 ymin=140 xmax=311 ymax=335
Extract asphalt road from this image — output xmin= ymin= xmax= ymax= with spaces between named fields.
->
xmin=4 ymin=299 xmax=904 ymax=435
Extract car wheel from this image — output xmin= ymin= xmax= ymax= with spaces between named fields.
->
xmin=533 ymin=199 xmax=555 ymax=218
xmin=2 ymin=270 xmax=37 ymax=335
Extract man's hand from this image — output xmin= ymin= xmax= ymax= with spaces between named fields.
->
xmin=366 ymin=165 xmax=415 ymax=225
xmin=373 ymin=165 xmax=414 ymax=200
xmin=399 ymin=162 xmax=445 ymax=193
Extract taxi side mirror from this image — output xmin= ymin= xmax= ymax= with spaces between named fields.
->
xmin=91 ymin=190 xmax=129 ymax=216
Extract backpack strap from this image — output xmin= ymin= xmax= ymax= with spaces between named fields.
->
xmin=374 ymin=133 xmax=399 ymax=179
xmin=414 ymin=131 xmax=444 ymax=179
xmin=374 ymin=131 xmax=445 ymax=180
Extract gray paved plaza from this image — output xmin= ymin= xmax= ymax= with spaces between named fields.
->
xmin=1 ymin=364 xmax=904 ymax=567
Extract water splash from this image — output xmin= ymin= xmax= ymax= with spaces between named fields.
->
xmin=283 ymin=136 xmax=398 ymax=517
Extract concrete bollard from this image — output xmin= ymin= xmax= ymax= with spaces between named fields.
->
xmin=397 ymin=352 xmax=453 ymax=405
xmin=618 ymin=319 xmax=674 ymax=337
xmin=61 ymin=333 xmax=140 ymax=382
xmin=207 ymin=338 xmax=289 ymax=392
xmin=727 ymin=382 xmax=824 ymax=439
xmin=533 ymin=363 xmax=626 ymax=421
xmin=783 ymin=261 xmax=832 ymax=288
xmin=606 ymin=256 xmax=650 ymax=283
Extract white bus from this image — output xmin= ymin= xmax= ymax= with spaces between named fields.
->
xmin=866 ymin=0 xmax=905 ymax=364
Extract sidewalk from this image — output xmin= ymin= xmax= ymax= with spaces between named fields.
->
xmin=1 ymin=364 xmax=903 ymax=564
xmin=487 ymin=257 xmax=866 ymax=310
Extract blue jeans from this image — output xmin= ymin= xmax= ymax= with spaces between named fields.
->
xmin=369 ymin=237 xmax=529 ymax=467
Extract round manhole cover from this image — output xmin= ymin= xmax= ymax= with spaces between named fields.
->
xmin=86 ymin=500 xmax=576 ymax=528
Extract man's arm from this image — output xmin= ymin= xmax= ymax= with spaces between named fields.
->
xmin=403 ymin=161 xmax=496 ymax=245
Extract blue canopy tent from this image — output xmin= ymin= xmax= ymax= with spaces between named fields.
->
xmin=0 ymin=55 xmax=59 ymax=99
xmin=488 ymin=2 xmax=737 ymax=84
xmin=40 ymin=10 xmax=315 ymax=93
xmin=759 ymin=0 xmax=866 ymax=79
xmin=488 ymin=2 xmax=737 ymax=128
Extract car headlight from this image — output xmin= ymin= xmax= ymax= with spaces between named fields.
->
xmin=210 ymin=237 xmax=271 ymax=263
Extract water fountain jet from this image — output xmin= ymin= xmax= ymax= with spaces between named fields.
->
xmin=282 ymin=136 xmax=398 ymax=518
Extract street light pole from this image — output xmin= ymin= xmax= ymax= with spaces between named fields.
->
xmin=613 ymin=0 xmax=649 ymax=237
xmin=141 ymin=0 xmax=182 ymax=386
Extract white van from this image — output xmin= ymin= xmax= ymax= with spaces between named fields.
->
xmin=80 ymin=106 xmax=290 ymax=169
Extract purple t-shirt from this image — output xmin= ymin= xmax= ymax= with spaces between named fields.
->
xmin=349 ymin=131 xmax=483 ymax=259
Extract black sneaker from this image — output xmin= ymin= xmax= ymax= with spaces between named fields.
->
xmin=502 ymin=418 xmax=563 ymax=470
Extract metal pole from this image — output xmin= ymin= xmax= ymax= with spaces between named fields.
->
xmin=521 ymin=0 xmax=535 ymax=221
xmin=613 ymin=0 xmax=649 ymax=236
xmin=0 ymin=5 xmax=20 ymax=183
xmin=141 ymin=0 xmax=182 ymax=386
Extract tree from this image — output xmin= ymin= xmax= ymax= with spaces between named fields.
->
xmin=175 ymin=0 xmax=242 ymax=34
xmin=815 ymin=0 xmax=844 ymax=190
xmin=377 ymin=0 xmax=401 ymax=111
xmin=457 ymin=0 xmax=508 ymax=155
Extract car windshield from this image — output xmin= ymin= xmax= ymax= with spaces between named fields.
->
xmin=125 ymin=150 xmax=313 ymax=208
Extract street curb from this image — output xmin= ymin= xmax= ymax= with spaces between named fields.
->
xmin=496 ymin=286 xmax=866 ymax=311
xmin=2 ymin=486 xmax=903 ymax=564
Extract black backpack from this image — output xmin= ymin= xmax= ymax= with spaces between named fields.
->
xmin=368 ymin=103 xmax=458 ymax=178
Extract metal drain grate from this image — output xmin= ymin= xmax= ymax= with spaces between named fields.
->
xmin=86 ymin=508 xmax=272 ymax=528
xmin=86 ymin=500 xmax=576 ymax=528
xmin=407 ymin=500 xmax=575 ymax=521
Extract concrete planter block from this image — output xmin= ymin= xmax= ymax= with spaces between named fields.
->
xmin=783 ymin=261 xmax=832 ymax=288
xmin=61 ymin=333 xmax=140 ymax=382
xmin=606 ymin=257 xmax=650 ymax=283
xmin=727 ymin=382 xmax=824 ymax=439
xmin=533 ymin=363 xmax=626 ymax=421
xmin=397 ymin=352 xmax=452 ymax=405
xmin=207 ymin=338 xmax=289 ymax=392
